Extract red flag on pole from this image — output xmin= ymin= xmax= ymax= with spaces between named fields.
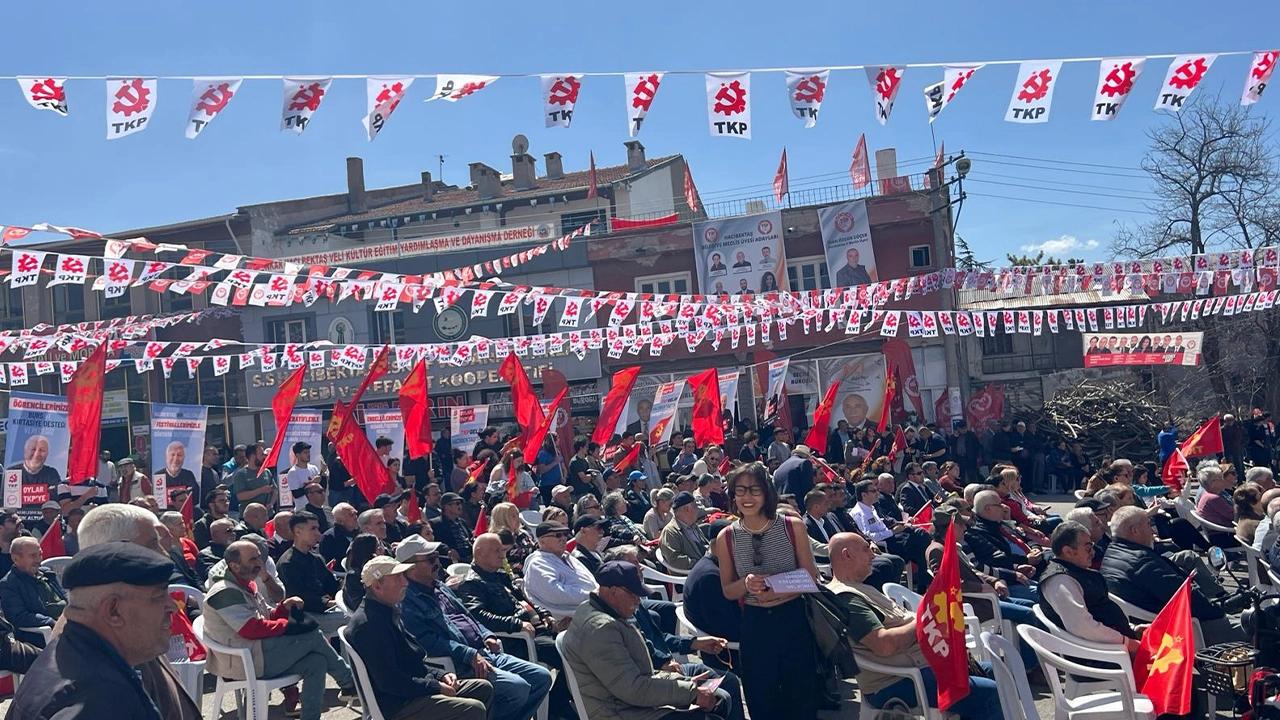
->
xmin=587 ymin=151 xmax=599 ymax=199
xmin=877 ymin=366 xmax=898 ymax=434
xmin=593 ymin=366 xmax=641 ymax=446
xmin=1179 ymin=416 xmax=1224 ymax=459
xmin=1162 ymin=449 xmax=1190 ymax=494
xmin=683 ymin=160 xmax=701 ymax=214
xmin=333 ymin=409 xmax=394 ymax=505
xmin=910 ymin=502 xmax=934 ymax=529
xmin=1134 ymin=577 xmax=1195 ymax=716
xmin=39 ymin=518 xmax=66 ymax=558
xmin=66 ymin=341 xmax=107 ymax=484
xmin=612 ymin=442 xmax=642 ymax=474
xmin=888 ymin=425 xmax=909 ymax=461
xmin=474 ymin=507 xmax=489 ymax=535
xmin=688 ymin=368 xmax=724 ymax=448
xmin=804 ymin=379 xmax=843 ymax=456
xmin=404 ymin=492 xmax=422 ymax=526
xmin=498 ymin=354 xmax=545 ymax=442
xmin=850 ymin=133 xmax=871 ymax=189
xmin=326 ymin=346 xmax=391 ymax=440
xmin=915 ymin=522 xmax=970 ymax=710
xmin=524 ymin=387 xmax=569 ymax=465
xmin=260 ymin=365 xmax=306 ymax=477
xmin=399 ymin=360 xmax=433 ymax=459
xmin=180 ymin=491 xmax=195 ymax=538
xmin=773 ymin=148 xmax=789 ymax=203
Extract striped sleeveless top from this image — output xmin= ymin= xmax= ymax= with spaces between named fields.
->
xmin=728 ymin=516 xmax=797 ymax=605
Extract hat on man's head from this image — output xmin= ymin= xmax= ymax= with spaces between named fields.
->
xmin=628 ymin=470 xmax=647 ymax=483
xmin=535 ymin=521 xmax=570 ymax=538
xmin=440 ymin=492 xmax=463 ymax=505
xmin=596 ymin=560 xmax=649 ymax=597
xmin=1075 ymin=496 xmax=1114 ymax=511
xmin=361 ymin=556 xmax=414 ymax=587
xmin=117 ymin=456 xmax=135 ymax=467
xmin=374 ymin=493 xmax=401 ymax=509
xmin=551 ymin=484 xmax=573 ymax=497
xmin=394 ymin=534 xmax=443 ymax=562
xmin=40 ymin=501 xmax=60 ymax=511
xmin=792 ymin=444 xmax=813 ymax=458
xmin=672 ymin=491 xmax=698 ymax=510
xmin=62 ymin=542 xmax=174 ymax=590
xmin=572 ymin=515 xmax=608 ymax=533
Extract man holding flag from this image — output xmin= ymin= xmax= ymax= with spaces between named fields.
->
xmin=826 ymin=531 xmax=1001 ymax=720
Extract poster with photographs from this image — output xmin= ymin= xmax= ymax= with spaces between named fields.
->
xmin=818 ymin=199 xmax=878 ymax=286
xmin=692 ymin=210 xmax=789 ymax=297
xmin=816 ymin=354 xmax=888 ymax=432
xmin=1082 ymin=332 xmax=1202 ymax=367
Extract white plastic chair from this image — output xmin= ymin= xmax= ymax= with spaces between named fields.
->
xmin=491 ymin=629 xmax=554 ymax=720
xmin=169 ymin=583 xmax=205 ymax=605
xmin=966 ymin=590 xmax=1013 ymax=640
xmin=852 ymin=647 xmax=945 ymax=720
xmin=1028 ymin=604 xmax=1134 ymax=699
xmin=338 ymin=626 xmax=387 ymax=720
xmin=1108 ymin=592 xmax=1205 ymax=648
xmin=554 ymin=633 xmax=591 ymax=720
xmin=882 ymin=583 xmax=983 ymax=659
xmin=1017 ymin=625 xmax=1156 ymax=720
xmin=641 ymin=565 xmax=686 ymax=601
xmin=653 ymin=548 xmax=690 ymax=577
xmin=520 ymin=510 xmax=543 ymax=528
xmin=1187 ymin=509 xmax=1245 ymax=559
xmin=194 ymin=615 xmax=303 ymax=720
xmin=674 ymin=604 xmax=740 ymax=652
xmin=1243 ymin=544 xmax=1274 ymax=590
xmin=446 ymin=562 xmax=470 ymax=581
xmin=40 ymin=556 xmax=73 ymax=583
xmin=1073 ymin=490 xmax=1087 ymax=501
xmin=980 ymin=631 xmax=1041 ymax=720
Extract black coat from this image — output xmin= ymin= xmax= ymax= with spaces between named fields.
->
xmin=898 ymin=483 xmax=932 ymax=518
xmin=454 ymin=565 xmax=547 ymax=633
xmin=319 ymin=524 xmax=356 ymax=564
xmin=1100 ymin=537 xmax=1223 ymax=620
xmin=346 ymin=595 xmax=449 ymax=719
xmin=0 ymin=568 xmax=65 ymax=632
xmin=964 ymin=517 xmax=1018 ymax=572
xmin=682 ymin=554 xmax=741 ymax=642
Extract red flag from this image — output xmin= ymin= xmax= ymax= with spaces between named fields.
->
xmin=587 ymin=151 xmax=599 ymax=199
xmin=877 ymin=366 xmax=898 ymax=434
xmin=264 ymin=519 xmax=275 ymax=538
xmin=882 ymin=339 xmax=925 ymax=419
xmin=39 ymin=518 xmax=65 ymax=558
xmin=717 ymin=454 xmax=733 ymax=476
xmin=688 ymin=368 xmax=724 ymax=448
xmin=683 ymin=160 xmax=701 ymax=214
xmin=965 ymin=384 xmax=1005 ymax=432
xmin=324 ymin=347 xmax=389 ymax=442
xmin=850 ymin=133 xmax=871 ymax=189
xmin=524 ymin=387 xmax=569 ymax=465
xmin=915 ymin=522 xmax=970 ymax=709
xmin=399 ymin=360 xmax=433 ymax=459
xmin=1134 ymin=577 xmax=1195 ymax=715
xmin=404 ymin=493 xmax=422 ymax=525
xmin=326 ymin=399 xmax=351 ymax=441
xmin=612 ymin=442 xmax=642 ymax=474
xmin=1179 ymin=416 xmax=1224 ymax=459
xmin=804 ymin=379 xmax=843 ymax=456
xmin=888 ymin=426 xmax=908 ymax=461
xmin=1162 ymin=449 xmax=1190 ymax=494
xmin=910 ymin=502 xmax=934 ymax=529
xmin=180 ymin=492 xmax=195 ymax=538
xmin=466 ymin=458 xmax=489 ymax=486
xmin=333 ymin=409 xmax=393 ymax=505
xmin=593 ymin=366 xmax=641 ymax=446
xmin=66 ymin=341 xmax=107 ymax=484
xmin=474 ymin=507 xmax=489 ymax=535
xmin=498 ymin=354 xmax=545 ymax=441
xmin=541 ymin=369 xmax=575 ymax=466
xmin=260 ymin=365 xmax=306 ymax=477
xmin=773 ymin=148 xmax=789 ymax=202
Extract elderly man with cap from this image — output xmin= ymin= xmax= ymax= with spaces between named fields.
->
xmin=398 ymin=533 xmax=552 ymax=720
xmin=29 ymin=499 xmax=62 ymax=537
xmin=561 ymin=560 xmax=733 ymax=720
xmin=659 ymin=492 xmax=710 ymax=574
xmin=204 ymin=538 xmax=357 ymax=720
xmin=285 ymin=440 xmax=321 ymax=510
xmin=433 ymin=491 xmax=475 ymax=563
xmin=0 ymin=535 xmax=66 ymax=647
xmin=773 ymin=444 xmax=817 ymax=499
xmin=348 ymin=553 xmax=493 ymax=720
xmin=523 ymin=521 xmax=599 ymax=619
xmin=377 ymin=491 xmax=409 ymax=544
xmin=569 ymin=514 xmax=610 ymax=576
xmin=7 ymin=542 xmax=180 ymax=719
xmin=549 ymin=483 xmax=576 ymax=515
xmin=116 ymin=455 xmax=152 ymax=504
xmin=277 ymin=510 xmax=348 ymax=637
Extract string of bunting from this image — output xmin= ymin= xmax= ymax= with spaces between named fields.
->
xmin=6 ymin=51 xmax=1278 ymax=141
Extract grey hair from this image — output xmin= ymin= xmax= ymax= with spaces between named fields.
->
xmin=602 ymin=544 xmax=640 ymax=563
xmin=79 ymin=504 xmax=158 ymax=549
xmin=1248 ymin=467 xmax=1274 ymax=485
xmin=10 ymin=536 xmax=38 ymax=553
xmin=159 ymin=511 xmax=185 ymax=526
xmin=650 ymin=487 xmax=675 ymax=505
xmin=1109 ymin=505 xmax=1148 ymax=539
xmin=1064 ymin=507 xmax=1095 ymax=527
xmin=602 ymin=491 xmax=627 ymax=517
xmin=1196 ymin=463 xmax=1224 ymax=485
xmin=357 ymin=509 xmax=383 ymax=530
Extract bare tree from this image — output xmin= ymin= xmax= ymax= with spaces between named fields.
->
xmin=1114 ymin=95 xmax=1280 ymax=411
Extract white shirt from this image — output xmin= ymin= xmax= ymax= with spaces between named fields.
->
xmin=1254 ymin=515 xmax=1276 ymax=554
xmin=523 ymin=548 xmax=598 ymax=618
xmin=1040 ymin=571 xmax=1127 ymax=645
xmin=286 ymin=464 xmax=320 ymax=509
xmin=851 ymin=501 xmax=893 ymax=543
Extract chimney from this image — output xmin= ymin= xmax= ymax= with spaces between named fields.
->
xmin=346 ymin=157 xmax=367 ymax=214
xmin=543 ymin=152 xmax=564 ymax=180
xmin=511 ymin=153 xmax=537 ymax=191
xmin=623 ymin=140 xmax=646 ymax=173
xmin=469 ymin=162 xmax=502 ymax=200
xmin=874 ymin=147 xmax=898 ymax=181
xmin=420 ymin=171 xmax=434 ymax=202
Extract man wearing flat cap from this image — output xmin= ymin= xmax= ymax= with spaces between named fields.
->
xmin=8 ymin=542 xmax=178 ymax=719
xmin=432 ymin=491 xmax=474 ymax=563
xmin=660 ymin=492 xmax=710 ymax=573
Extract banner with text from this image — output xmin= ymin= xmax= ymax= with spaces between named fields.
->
xmin=150 ymin=403 xmax=208 ymax=509
xmin=819 ymin=199 xmax=878 ymax=286
xmin=718 ymin=370 xmax=741 ymax=415
xmin=363 ymin=408 xmax=405 ymax=467
xmin=692 ymin=210 xmax=788 ymax=297
xmin=648 ymin=381 xmax=685 ymax=448
xmin=451 ymin=405 xmax=490 ymax=460
xmin=3 ymin=391 xmax=70 ymax=520
xmin=276 ymin=410 xmax=324 ymax=500
xmin=761 ymin=359 xmax=790 ymax=426
xmin=1083 ymin=332 xmax=1202 ymax=367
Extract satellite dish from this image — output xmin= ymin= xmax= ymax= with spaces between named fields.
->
xmin=512 ymin=134 xmax=529 ymax=155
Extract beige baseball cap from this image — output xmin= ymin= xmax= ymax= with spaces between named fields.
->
xmin=360 ymin=555 xmax=414 ymax=587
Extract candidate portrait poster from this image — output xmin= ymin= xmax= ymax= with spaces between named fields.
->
xmin=648 ymin=381 xmax=685 ymax=448
xmin=818 ymin=199 xmax=878 ymax=287
xmin=761 ymin=359 xmax=790 ymax=426
xmin=1083 ymin=332 xmax=1202 ymax=367
xmin=363 ymin=408 xmax=404 ymax=466
xmin=276 ymin=410 xmax=323 ymax=502
xmin=817 ymin=354 xmax=888 ymax=432
xmin=718 ymin=370 xmax=741 ymax=416
xmin=150 ymin=403 xmax=207 ymax=510
xmin=451 ymin=406 xmax=490 ymax=460
xmin=693 ymin=210 xmax=788 ymax=297
xmin=4 ymin=391 xmax=70 ymax=520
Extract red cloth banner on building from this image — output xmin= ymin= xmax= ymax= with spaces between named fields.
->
xmin=66 ymin=341 xmax=106 ymax=484
xmin=850 ymin=133 xmax=870 ymax=189
xmin=915 ymin=522 xmax=970 ymax=709
xmin=683 ymin=161 xmax=701 ymax=213
xmin=260 ymin=365 xmax=306 ymax=476
xmin=881 ymin=339 xmax=926 ymax=419
xmin=965 ymin=384 xmax=1004 ymax=431
xmin=399 ymin=360 xmax=433 ymax=459
xmin=1135 ymin=577 xmax=1195 ymax=715
xmin=688 ymin=368 xmax=724 ymax=448
xmin=593 ymin=366 xmax=641 ymax=446
xmin=610 ymin=214 xmax=678 ymax=231
xmin=773 ymin=148 xmax=789 ymax=202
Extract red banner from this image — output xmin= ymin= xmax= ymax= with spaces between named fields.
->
xmin=1135 ymin=577 xmax=1195 ymax=715
xmin=498 ymin=354 xmax=544 ymax=438
xmin=66 ymin=341 xmax=106 ymax=484
xmin=593 ymin=366 xmax=641 ymax=446
xmin=804 ymin=379 xmax=843 ymax=456
xmin=1180 ymin=416 xmax=1224 ymax=459
xmin=688 ymin=368 xmax=724 ymax=448
xmin=39 ymin=518 xmax=65 ymax=558
xmin=965 ymin=384 xmax=1005 ymax=430
xmin=399 ymin=360 xmax=433 ymax=459
xmin=611 ymin=214 xmax=678 ymax=231
xmin=524 ymin=387 xmax=568 ymax=466
xmin=773 ymin=148 xmax=789 ymax=202
xmin=683 ymin=160 xmax=701 ymax=213
xmin=882 ymin=339 xmax=926 ymax=419
xmin=333 ymin=408 xmax=393 ymax=504
xmin=541 ymin=369 xmax=574 ymax=466
xmin=910 ymin=502 xmax=934 ymax=529
xmin=877 ymin=366 xmax=897 ymax=434
xmin=915 ymin=522 xmax=970 ymax=709
xmin=260 ymin=365 xmax=306 ymax=477
xmin=587 ymin=151 xmax=599 ymax=199
xmin=1162 ymin=449 xmax=1190 ymax=494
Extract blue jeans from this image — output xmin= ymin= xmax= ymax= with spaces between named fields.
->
xmin=868 ymin=664 xmax=1002 ymax=720
xmin=482 ymin=651 xmax=552 ymax=720
xmin=1007 ymin=582 xmax=1038 ymax=602
xmin=996 ymin=597 xmax=1040 ymax=670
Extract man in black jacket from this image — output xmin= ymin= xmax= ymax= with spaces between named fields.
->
xmin=347 ymin=555 xmax=492 ymax=720
xmin=431 ymin=492 xmax=474 ymax=563
xmin=192 ymin=487 xmax=231 ymax=549
xmin=965 ymin=491 xmax=1042 ymax=581
xmin=319 ymin=502 xmax=360 ymax=564
xmin=198 ymin=518 xmax=234 ymax=579
xmin=277 ymin=511 xmax=348 ymax=637
xmin=0 ymin=536 xmax=65 ymax=646
xmin=897 ymin=463 xmax=933 ymax=518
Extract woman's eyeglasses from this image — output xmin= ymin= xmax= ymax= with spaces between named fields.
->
xmin=733 ymin=485 xmax=765 ymax=498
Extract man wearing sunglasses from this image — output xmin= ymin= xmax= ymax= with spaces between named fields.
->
xmin=523 ymin=522 xmax=599 ymax=620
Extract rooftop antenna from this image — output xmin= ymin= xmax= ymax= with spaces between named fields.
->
xmin=437 ymin=154 xmax=447 ymax=184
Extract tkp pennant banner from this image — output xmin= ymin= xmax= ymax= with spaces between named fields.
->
xmin=866 ymin=66 xmax=906 ymax=124
xmin=924 ymin=65 xmax=980 ymax=123
xmin=9 ymin=250 xmax=45 ymax=288
xmin=281 ymin=77 xmax=331 ymax=134
xmin=1006 ymin=61 xmax=1063 ymax=123
xmin=106 ymin=77 xmax=156 ymax=139
xmin=48 ymin=255 xmax=89 ymax=286
xmin=624 ymin=72 xmax=663 ymax=137
xmin=185 ymin=78 xmax=242 ymax=139
xmin=785 ymin=70 xmax=829 ymax=128
xmin=1091 ymin=58 xmax=1145 ymax=121
xmin=426 ymin=74 xmax=498 ymax=102
xmin=705 ymin=72 xmax=751 ymax=139
xmin=364 ymin=76 xmax=413 ymax=141
xmin=1155 ymin=54 xmax=1216 ymax=111
xmin=1242 ymin=51 xmax=1279 ymax=105
xmin=541 ymin=74 xmax=583 ymax=128
xmin=18 ymin=77 xmax=68 ymax=116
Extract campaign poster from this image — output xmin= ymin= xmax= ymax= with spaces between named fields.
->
xmin=818 ymin=199 xmax=878 ymax=287
xmin=276 ymin=410 xmax=323 ymax=501
xmin=451 ymin=406 xmax=490 ymax=460
xmin=648 ymin=381 xmax=685 ymax=448
xmin=693 ymin=210 xmax=788 ymax=297
xmin=1082 ymin=332 xmax=1202 ymax=367
xmin=718 ymin=370 xmax=741 ymax=415
xmin=149 ymin=403 xmax=208 ymax=510
xmin=816 ymin=354 xmax=888 ymax=432
xmin=363 ymin=408 xmax=404 ymax=465
xmin=761 ymin=359 xmax=790 ymax=426
xmin=3 ymin=391 xmax=70 ymax=520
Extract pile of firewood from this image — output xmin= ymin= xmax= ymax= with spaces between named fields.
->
xmin=1012 ymin=378 xmax=1168 ymax=462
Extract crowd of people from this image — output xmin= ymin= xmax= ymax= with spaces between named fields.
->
xmin=0 ymin=406 xmax=1273 ymax=719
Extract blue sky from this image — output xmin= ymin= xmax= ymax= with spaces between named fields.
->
xmin=0 ymin=1 xmax=1276 ymax=264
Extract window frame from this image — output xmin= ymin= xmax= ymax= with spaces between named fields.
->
xmin=785 ymin=254 xmax=830 ymax=292
xmin=909 ymin=244 xmax=934 ymax=269
xmin=265 ymin=316 xmax=313 ymax=345
xmin=634 ymin=271 xmax=692 ymax=296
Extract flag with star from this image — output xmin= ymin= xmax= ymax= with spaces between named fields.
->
xmin=914 ymin=522 xmax=969 ymax=709
xmin=1134 ymin=576 xmax=1194 ymax=715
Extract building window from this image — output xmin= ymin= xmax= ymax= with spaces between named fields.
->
xmin=635 ymin=272 xmax=690 ymax=296
xmin=982 ymin=333 xmax=1015 ymax=356
xmin=560 ymin=208 xmax=607 ymax=236
xmin=266 ymin=317 xmax=311 ymax=344
xmin=786 ymin=256 xmax=830 ymax=291
xmin=0 ymin=287 xmax=21 ymax=331
xmin=910 ymin=245 xmax=933 ymax=269
xmin=98 ymin=291 xmax=132 ymax=320
xmin=51 ymin=286 xmax=86 ymax=325
xmin=370 ymin=310 xmax=406 ymax=344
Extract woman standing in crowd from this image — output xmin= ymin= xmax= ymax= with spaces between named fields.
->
xmin=622 ymin=471 xmax=652 ymax=523
xmin=489 ymin=501 xmax=537 ymax=574
xmin=715 ymin=462 xmax=820 ymax=720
